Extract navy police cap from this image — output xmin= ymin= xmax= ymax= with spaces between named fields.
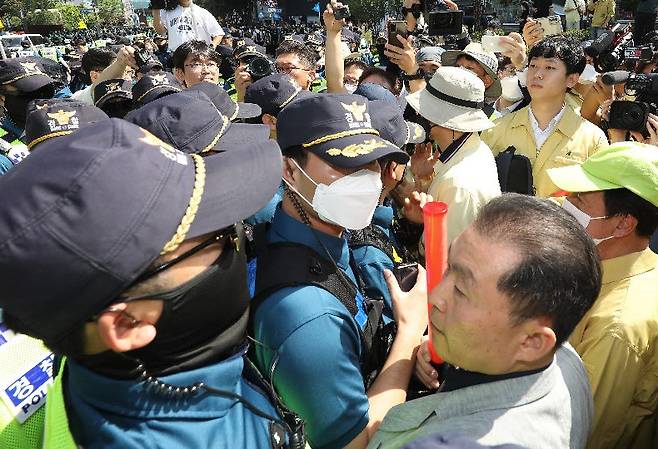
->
xmin=132 ymin=72 xmax=182 ymax=106
xmin=125 ymin=89 xmax=270 ymax=154
xmin=276 ymin=93 xmax=409 ymax=168
xmin=245 ymin=73 xmax=315 ymax=116
xmin=188 ymin=81 xmax=261 ymax=121
xmin=0 ymin=119 xmax=282 ymax=345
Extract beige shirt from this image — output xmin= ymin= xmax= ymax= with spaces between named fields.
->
xmin=424 ymin=133 xmax=501 ymax=246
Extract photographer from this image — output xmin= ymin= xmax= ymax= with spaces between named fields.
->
xmin=151 ymin=0 xmax=224 ymax=53
xmin=71 ymin=47 xmax=137 ymax=105
xmin=233 ymin=41 xmax=272 ymax=102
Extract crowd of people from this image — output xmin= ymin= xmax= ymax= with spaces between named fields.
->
xmin=0 ymin=0 xmax=657 ymax=449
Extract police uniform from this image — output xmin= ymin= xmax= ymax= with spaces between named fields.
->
xmin=0 ymin=119 xmax=291 ymax=449
xmin=251 ymin=94 xmax=409 ymax=449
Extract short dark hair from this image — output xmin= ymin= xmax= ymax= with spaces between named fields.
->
xmin=528 ymin=35 xmax=586 ymax=76
xmin=281 ymin=145 xmax=308 ymax=167
xmin=345 ymin=60 xmax=368 ymax=72
xmin=81 ymin=48 xmax=116 ymax=77
xmin=603 ymin=188 xmax=658 ymax=238
xmin=472 ymin=194 xmax=601 ymax=346
xmin=172 ymin=40 xmax=221 ymax=71
xmin=275 ymin=41 xmax=318 ymax=70
xmin=358 ymin=67 xmax=402 ymax=96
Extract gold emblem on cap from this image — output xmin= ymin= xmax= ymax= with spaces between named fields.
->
xmin=341 ymin=101 xmax=367 ymax=122
xmin=326 ymin=139 xmax=387 ymax=158
xmin=237 ymin=40 xmax=245 ymax=47
xmin=151 ymin=73 xmax=169 ymax=85
xmin=47 ymin=110 xmax=76 ymax=126
xmin=20 ymin=62 xmax=42 ymax=75
xmin=246 ymin=45 xmax=256 ymax=53
xmin=105 ymin=82 xmax=122 ymax=92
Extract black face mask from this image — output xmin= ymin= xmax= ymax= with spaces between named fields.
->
xmin=4 ymin=95 xmax=33 ymax=130
xmin=77 ymin=235 xmax=250 ymax=379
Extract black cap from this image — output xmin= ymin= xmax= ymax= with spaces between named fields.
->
xmin=0 ymin=119 xmax=282 ymax=345
xmin=305 ymin=32 xmax=325 ymax=47
xmin=0 ymin=57 xmax=61 ymax=93
xmin=187 ymin=81 xmax=261 ymax=120
xmin=234 ymin=40 xmax=267 ymax=60
xmin=132 ymin=72 xmax=182 ymax=105
xmin=369 ymin=100 xmax=425 ymax=148
xmin=25 ymin=98 xmax=109 ymax=150
xmin=125 ymin=90 xmax=270 ymax=154
xmin=245 ymin=73 xmax=314 ymax=116
xmin=93 ymin=79 xmax=132 ymax=107
xmin=277 ymin=94 xmax=409 ymax=168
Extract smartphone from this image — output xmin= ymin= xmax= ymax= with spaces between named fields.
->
xmin=537 ymin=16 xmax=563 ymax=36
xmin=388 ymin=20 xmax=408 ymax=48
xmin=481 ymin=35 xmax=507 ymax=53
xmin=333 ymin=5 xmax=351 ymax=20
xmin=393 ymin=263 xmax=419 ymax=292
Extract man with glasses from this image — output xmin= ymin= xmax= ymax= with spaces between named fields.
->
xmin=274 ymin=40 xmax=318 ymax=93
xmin=0 ymin=119 xmax=292 ymax=448
xmin=172 ymin=40 xmax=221 ymax=88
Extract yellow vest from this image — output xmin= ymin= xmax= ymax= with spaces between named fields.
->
xmin=0 ymin=334 xmax=52 ymax=449
xmin=42 ymin=360 xmax=77 ymax=449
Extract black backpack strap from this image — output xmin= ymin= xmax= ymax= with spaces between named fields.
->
xmin=495 ymin=146 xmax=515 ymax=192
xmin=251 ymin=242 xmax=358 ymax=317
xmin=347 ymin=225 xmax=398 ymax=264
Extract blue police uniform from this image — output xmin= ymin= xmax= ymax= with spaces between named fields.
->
xmin=350 ymin=205 xmax=398 ymax=322
xmin=246 ymin=184 xmax=284 ymax=226
xmin=252 ymin=206 xmax=370 ymax=449
xmin=64 ymin=346 xmax=281 ymax=449
xmin=0 ymin=154 xmax=12 ymax=175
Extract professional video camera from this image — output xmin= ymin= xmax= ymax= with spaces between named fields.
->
xmin=603 ymin=70 xmax=658 ymax=134
xmin=245 ymin=57 xmax=274 ymax=82
xmin=586 ymin=24 xmax=647 ymax=73
xmin=421 ymin=0 xmax=464 ymax=36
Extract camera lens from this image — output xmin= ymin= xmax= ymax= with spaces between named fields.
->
xmin=249 ymin=57 xmax=273 ymax=79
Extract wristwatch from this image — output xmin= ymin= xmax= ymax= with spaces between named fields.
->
xmin=402 ymin=69 xmax=424 ymax=81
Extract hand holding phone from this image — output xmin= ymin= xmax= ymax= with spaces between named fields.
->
xmin=481 ymin=35 xmax=507 ymax=53
xmin=388 ymin=20 xmax=408 ymax=48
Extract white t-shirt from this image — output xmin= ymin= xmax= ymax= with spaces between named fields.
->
xmin=160 ymin=4 xmax=224 ymax=52
xmin=71 ymin=84 xmax=94 ymax=105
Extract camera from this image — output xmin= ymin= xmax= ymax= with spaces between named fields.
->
xmin=333 ymin=5 xmax=351 ymax=20
xmin=246 ymin=56 xmax=274 ymax=81
xmin=592 ymin=24 xmax=635 ymax=72
xmin=422 ymin=0 xmax=463 ymax=36
xmin=607 ymin=72 xmax=658 ymax=134
xmin=624 ymin=46 xmax=655 ymax=63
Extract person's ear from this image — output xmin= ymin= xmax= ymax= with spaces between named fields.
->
xmin=282 ymin=156 xmax=299 ymax=186
xmin=96 ymin=303 xmax=158 ymax=353
xmin=515 ymin=318 xmax=556 ymax=365
xmin=613 ymin=214 xmax=638 ymax=239
xmin=566 ymin=72 xmax=580 ymax=89
xmin=386 ymin=161 xmax=398 ymax=181
xmin=174 ymin=67 xmax=187 ymax=86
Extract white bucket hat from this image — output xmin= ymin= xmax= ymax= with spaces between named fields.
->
xmin=441 ymin=42 xmax=502 ymax=99
xmin=406 ymin=66 xmax=495 ymax=133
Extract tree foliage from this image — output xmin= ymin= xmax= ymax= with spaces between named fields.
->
xmin=55 ymin=2 xmax=84 ymax=30
xmin=346 ymin=0 xmax=402 ymax=32
xmin=95 ymin=0 xmax=125 ymax=24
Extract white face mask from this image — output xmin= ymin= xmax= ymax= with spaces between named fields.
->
xmin=345 ymin=83 xmax=358 ymax=94
xmin=284 ymin=159 xmax=383 ymax=230
xmin=500 ymin=75 xmax=524 ymax=102
xmin=562 ymin=198 xmax=614 ymax=245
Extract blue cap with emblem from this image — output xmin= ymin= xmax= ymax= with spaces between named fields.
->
xmin=276 ymin=93 xmax=409 ymax=168
xmin=0 ymin=119 xmax=282 ymax=345
xmin=245 ymin=73 xmax=315 ymax=116
xmin=125 ymin=89 xmax=270 ymax=154
xmin=132 ymin=72 xmax=182 ymax=106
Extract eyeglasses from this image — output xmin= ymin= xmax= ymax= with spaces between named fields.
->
xmin=275 ymin=64 xmax=310 ymax=75
xmin=184 ymin=61 xmax=219 ymax=71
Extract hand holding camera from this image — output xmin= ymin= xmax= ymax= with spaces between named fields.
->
xmin=323 ymin=1 xmax=348 ymax=34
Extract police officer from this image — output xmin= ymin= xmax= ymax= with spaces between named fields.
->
xmin=0 ymin=118 xmax=299 ymax=448
xmin=251 ymin=94 xmax=429 ymax=449
xmin=0 ymin=57 xmax=63 ymax=165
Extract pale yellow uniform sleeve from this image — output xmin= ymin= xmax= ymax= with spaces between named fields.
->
xmin=577 ymin=333 xmax=643 ymax=449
